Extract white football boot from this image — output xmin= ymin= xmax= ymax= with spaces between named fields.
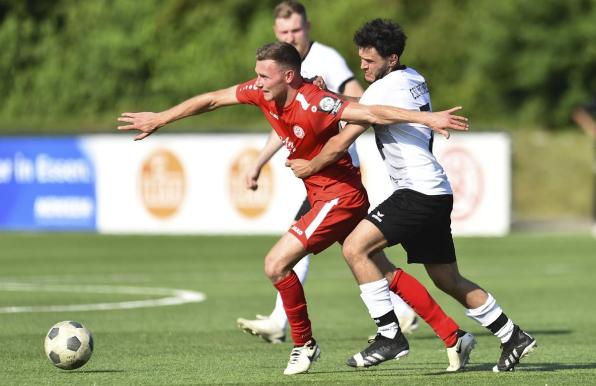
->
xmin=236 ymin=314 xmax=285 ymax=344
xmin=398 ymin=312 xmax=420 ymax=335
xmin=446 ymin=331 xmax=477 ymax=372
xmin=283 ymin=339 xmax=321 ymax=375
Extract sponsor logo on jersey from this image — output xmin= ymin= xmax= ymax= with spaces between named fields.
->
xmin=372 ymin=211 xmax=384 ymax=222
xmin=293 ymin=125 xmax=305 ymax=139
xmin=409 ymin=82 xmax=429 ymax=99
xmin=140 ymin=148 xmax=186 ymax=219
xmin=318 ymin=97 xmax=336 ymax=112
xmin=281 ymin=136 xmax=297 ymax=153
xmin=291 ymin=225 xmax=304 ymax=236
xmin=319 ymin=97 xmax=343 ymax=115
xmin=229 ymin=148 xmax=274 ymax=218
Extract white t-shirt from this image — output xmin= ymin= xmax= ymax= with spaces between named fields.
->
xmin=300 ymin=41 xmax=360 ymax=167
xmin=359 ymin=67 xmax=452 ymax=195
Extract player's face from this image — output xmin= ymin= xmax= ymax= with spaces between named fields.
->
xmin=255 ymin=59 xmax=289 ymax=102
xmin=358 ymin=47 xmax=395 ymax=83
xmin=273 ymin=13 xmax=310 ymax=58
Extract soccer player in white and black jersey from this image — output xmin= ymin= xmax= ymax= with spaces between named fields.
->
xmin=287 ymin=19 xmax=537 ymax=373
xmin=237 ymin=1 xmax=418 ymax=345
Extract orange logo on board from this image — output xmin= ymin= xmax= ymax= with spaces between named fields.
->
xmin=229 ymin=148 xmax=274 ymax=218
xmin=139 ymin=149 xmax=186 ymax=219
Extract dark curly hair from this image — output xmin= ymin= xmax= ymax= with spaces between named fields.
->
xmin=353 ymin=19 xmax=407 ymax=58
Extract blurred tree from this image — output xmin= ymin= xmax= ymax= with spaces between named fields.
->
xmin=0 ymin=0 xmax=593 ymax=131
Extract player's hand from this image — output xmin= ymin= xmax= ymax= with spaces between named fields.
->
xmin=117 ymin=112 xmax=164 ymax=141
xmin=245 ymin=166 xmax=261 ymax=191
xmin=426 ymin=106 xmax=469 ymax=139
xmin=305 ymin=75 xmax=327 ymax=91
xmin=285 ymin=159 xmax=315 ymax=178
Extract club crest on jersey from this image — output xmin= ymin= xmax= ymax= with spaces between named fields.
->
xmin=318 ymin=97 xmax=343 ymax=115
xmin=293 ymin=125 xmax=305 ymax=138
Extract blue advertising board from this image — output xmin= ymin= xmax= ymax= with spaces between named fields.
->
xmin=0 ymin=137 xmax=96 ymax=230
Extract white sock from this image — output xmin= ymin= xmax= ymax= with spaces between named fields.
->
xmin=496 ymin=319 xmax=515 ymax=343
xmin=389 ymin=291 xmax=415 ymax=320
xmin=269 ymin=255 xmax=310 ymax=329
xmin=465 ymin=293 xmax=514 ymax=343
xmin=360 ymin=279 xmax=398 ymax=339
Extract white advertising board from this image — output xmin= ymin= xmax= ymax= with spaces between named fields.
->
xmin=83 ymin=134 xmax=305 ymax=234
xmin=74 ymin=131 xmax=508 ymax=236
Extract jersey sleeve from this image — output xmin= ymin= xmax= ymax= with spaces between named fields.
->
xmin=308 ymin=91 xmax=349 ymax=135
xmin=318 ymin=50 xmax=354 ymax=93
xmin=235 ymin=78 xmax=261 ymax=106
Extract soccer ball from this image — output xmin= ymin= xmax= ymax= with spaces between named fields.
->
xmin=44 ymin=321 xmax=93 ymax=370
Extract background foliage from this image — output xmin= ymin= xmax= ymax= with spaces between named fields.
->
xmin=0 ymin=0 xmax=594 ymax=132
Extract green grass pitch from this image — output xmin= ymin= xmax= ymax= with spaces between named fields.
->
xmin=0 ymin=233 xmax=595 ymax=385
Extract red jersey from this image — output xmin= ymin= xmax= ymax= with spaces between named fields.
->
xmin=236 ymin=79 xmax=364 ymax=201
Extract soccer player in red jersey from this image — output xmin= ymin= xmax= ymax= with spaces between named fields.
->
xmin=118 ymin=42 xmax=468 ymax=375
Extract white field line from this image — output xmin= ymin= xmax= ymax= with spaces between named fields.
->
xmin=0 ymin=282 xmax=206 ymax=313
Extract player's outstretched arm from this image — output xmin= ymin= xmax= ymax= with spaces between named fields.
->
xmin=341 ymin=103 xmax=469 ymax=138
xmin=286 ymin=123 xmax=366 ymax=178
xmin=246 ymin=130 xmax=284 ymax=190
xmin=117 ymin=85 xmax=240 ymax=141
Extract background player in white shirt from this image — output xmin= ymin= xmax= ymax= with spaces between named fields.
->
xmin=237 ymin=1 xmax=418 ymax=344
xmin=288 ymin=18 xmax=537 ymax=373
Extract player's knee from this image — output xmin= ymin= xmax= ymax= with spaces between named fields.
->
xmin=342 ymin=239 xmax=366 ymax=264
xmin=341 ymin=241 xmax=356 ymax=261
xmin=264 ymin=258 xmax=288 ymax=282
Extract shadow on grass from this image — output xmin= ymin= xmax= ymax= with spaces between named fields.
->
xmin=519 ymin=363 xmax=596 ymax=372
xmin=312 ymin=362 xmax=596 ymax=377
xmin=69 ymin=369 xmax=125 ymax=373
xmin=421 ymin=362 xmax=596 ymax=375
xmin=410 ymin=328 xmax=571 ymax=341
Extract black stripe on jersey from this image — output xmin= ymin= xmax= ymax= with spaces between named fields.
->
xmin=338 ymin=77 xmax=355 ymax=94
xmin=375 ymin=133 xmax=386 ymax=160
xmin=420 ymin=103 xmax=433 ymax=153
xmin=428 ymin=132 xmax=434 ymax=153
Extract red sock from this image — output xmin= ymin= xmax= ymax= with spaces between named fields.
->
xmin=390 ymin=269 xmax=459 ymax=347
xmin=274 ymin=271 xmax=312 ymax=345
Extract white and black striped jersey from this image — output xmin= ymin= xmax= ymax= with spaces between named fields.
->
xmin=301 ymin=41 xmax=360 ymax=167
xmin=359 ymin=66 xmax=452 ymax=195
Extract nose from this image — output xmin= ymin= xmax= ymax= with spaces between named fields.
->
xmin=285 ymin=33 xmax=295 ymax=44
xmin=360 ymin=60 xmax=367 ymax=70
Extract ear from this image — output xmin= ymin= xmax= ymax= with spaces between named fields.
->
xmin=284 ymin=69 xmax=296 ymax=84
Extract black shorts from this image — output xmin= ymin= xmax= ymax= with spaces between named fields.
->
xmin=366 ymin=189 xmax=456 ymax=264
xmin=294 ymin=197 xmax=311 ymax=221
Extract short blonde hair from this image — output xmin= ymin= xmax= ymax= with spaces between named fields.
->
xmin=273 ymin=1 xmax=308 ymax=21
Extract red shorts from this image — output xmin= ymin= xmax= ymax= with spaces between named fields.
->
xmin=289 ymin=189 xmax=369 ymax=254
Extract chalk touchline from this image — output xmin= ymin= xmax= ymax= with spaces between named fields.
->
xmin=0 ymin=282 xmax=206 ymax=313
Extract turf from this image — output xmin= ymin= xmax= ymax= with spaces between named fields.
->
xmin=0 ymin=233 xmax=595 ymax=385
